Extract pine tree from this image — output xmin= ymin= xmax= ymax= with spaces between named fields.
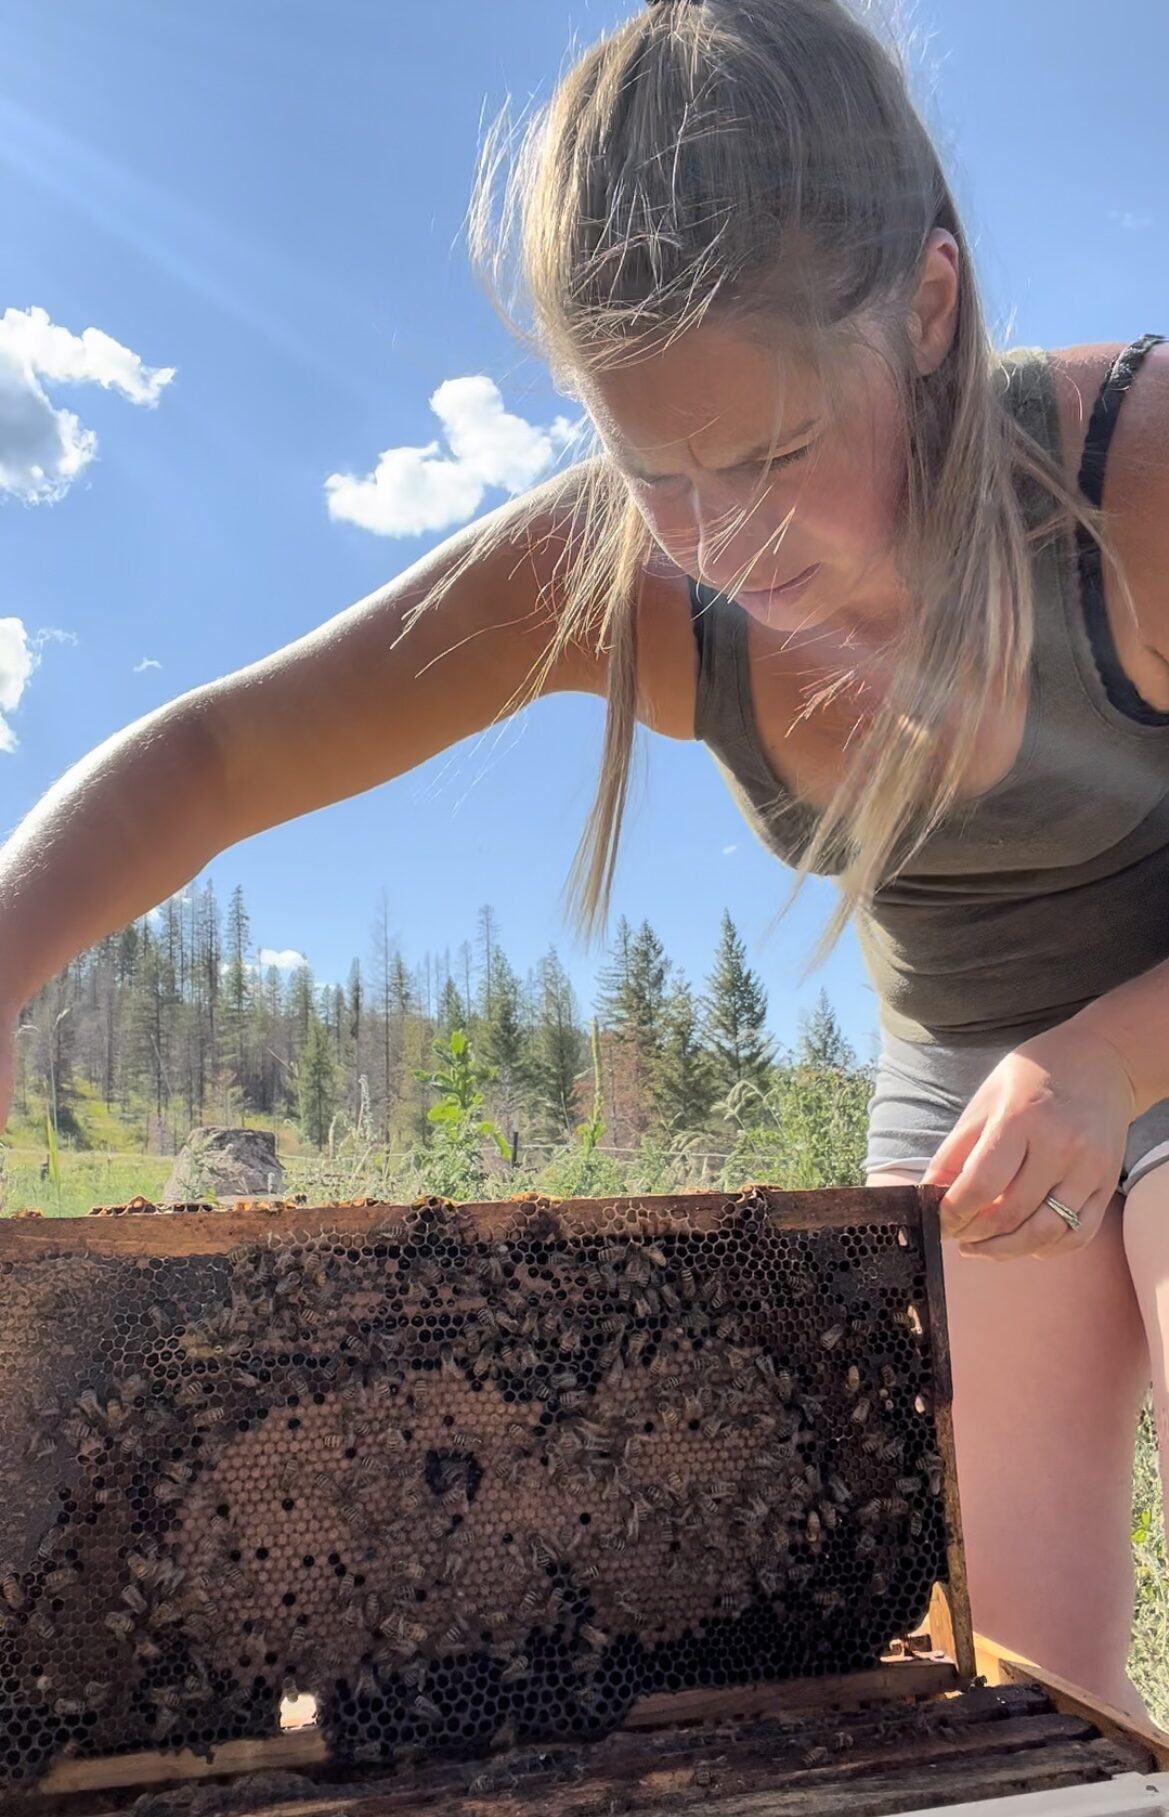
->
xmin=439 ymin=976 xmax=468 ymax=1034
xmin=457 ymin=941 xmax=475 ymax=1033
xmin=798 ymin=989 xmax=855 ymax=1069
xmin=224 ymin=885 xmax=251 ymax=1099
xmin=627 ymin=923 xmax=670 ymax=1054
xmin=347 ymin=959 xmax=364 ymax=1058
xmin=297 ymin=1012 xmax=338 ymax=1148
xmin=224 ymin=887 xmax=250 ymax=1019
xmin=702 ymin=911 xmax=774 ymax=1097
xmin=476 ymin=905 xmax=499 ymax=1018
xmin=125 ymin=922 xmax=169 ymax=1117
xmin=596 ymin=919 xmax=670 ymax=1138
xmin=652 ymin=979 xmax=715 ymax=1132
xmin=594 ymin=916 xmax=634 ymax=1030
xmin=527 ymin=948 xmax=584 ymax=1140
xmin=329 ymin=983 xmax=346 ymax=1060
xmin=286 ymin=964 xmax=316 ymax=1046
xmin=198 ymin=880 xmax=221 ymax=1085
xmin=477 ymin=946 xmax=530 ymax=1130
xmin=369 ymin=892 xmax=396 ymax=1139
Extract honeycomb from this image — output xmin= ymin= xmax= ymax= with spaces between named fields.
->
xmin=0 ymin=1188 xmax=952 ymax=1787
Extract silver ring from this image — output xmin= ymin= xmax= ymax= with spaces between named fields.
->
xmin=1044 ymin=1193 xmax=1081 ymax=1232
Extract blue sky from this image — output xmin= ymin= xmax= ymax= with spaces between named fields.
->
xmin=2 ymin=0 xmax=1164 ymax=1058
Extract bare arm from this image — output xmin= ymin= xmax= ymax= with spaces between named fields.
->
xmin=0 ymin=471 xmax=611 ymax=1015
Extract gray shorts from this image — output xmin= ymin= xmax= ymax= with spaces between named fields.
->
xmin=864 ymin=1028 xmax=1169 ymax=1196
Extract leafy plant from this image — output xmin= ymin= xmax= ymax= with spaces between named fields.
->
xmin=408 ymin=1030 xmax=510 ymax=1200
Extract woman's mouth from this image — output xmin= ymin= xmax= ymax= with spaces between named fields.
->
xmin=737 ymin=563 xmax=822 ymax=604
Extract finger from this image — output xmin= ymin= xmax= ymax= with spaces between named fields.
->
xmin=935 ymin=1123 xmax=1028 ymax=1237
xmin=955 ymin=1148 xmax=1088 ymax=1246
xmin=959 ymin=1184 xmax=1108 ymax=1262
xmin=921 ymin=1116 xmax=983 ymax=1190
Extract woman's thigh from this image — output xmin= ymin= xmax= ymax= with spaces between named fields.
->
xmin=869 ymin=1168 xmax=1150 ymax=1705
xmin=1122 ymin=1164 xmax=1169 ymax=1484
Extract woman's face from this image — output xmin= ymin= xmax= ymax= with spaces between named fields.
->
xmin=581 ymin=320 xmax=909 ymax=633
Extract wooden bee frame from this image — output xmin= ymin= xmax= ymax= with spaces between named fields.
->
xmin=0 ymin=1185 xmax=985 ymax=1808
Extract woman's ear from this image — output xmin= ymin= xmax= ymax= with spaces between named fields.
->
xmin=910 ymin=230 xmax=960 ymax=375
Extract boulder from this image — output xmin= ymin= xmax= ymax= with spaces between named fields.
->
xmin=162 ymin=1127 xmax=283 ymax=1206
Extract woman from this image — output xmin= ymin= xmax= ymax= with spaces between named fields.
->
xmin=2 ymin=0 xmax=1166 ymax=1714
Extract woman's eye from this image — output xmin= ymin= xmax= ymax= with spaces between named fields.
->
xmin=745 ymin=444 xmax=810 ymax=475
xmin=632 ymin=443 xmax=811 ymax=490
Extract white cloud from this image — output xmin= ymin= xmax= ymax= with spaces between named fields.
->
xmin=134 ymin=657 xmax=162 ymax=672
xmin=0 ymin=618 xmax=76 ymax=751
xmin=259 ymin=948 xmax=307 ymax=971
xmin=1109 ymin=209 xmax=1154 ymax=231
xmin=722 ymin=844 xmax=738 ymax=856
xmin=0 ymin=619 xmax=35 ymax=753
xmin=325 ymin=375 xmax=583 ymax=537
xmin=0 ymin=306 xmax=175 ymax=505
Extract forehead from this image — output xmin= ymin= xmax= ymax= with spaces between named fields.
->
xmin=581 ymin=321 xmax=824 ymax=463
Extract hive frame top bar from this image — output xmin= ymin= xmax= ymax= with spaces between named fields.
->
xmin=0 ymin=1184 xmax=938 ymax=1258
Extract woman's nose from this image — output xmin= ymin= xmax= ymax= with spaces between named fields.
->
xmin=693 ymin=485 xmax=790 ymax=592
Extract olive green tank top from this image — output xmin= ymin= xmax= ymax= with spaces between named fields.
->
xmin=689 ymin=336 xmax=1169 ymax=1045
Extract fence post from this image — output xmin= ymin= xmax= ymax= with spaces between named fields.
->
xmin=510 ymin=1129 xmax=520 ymax=1168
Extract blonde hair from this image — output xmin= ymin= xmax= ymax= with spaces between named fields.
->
xmin=409 ymin=0 xmax=1131 ymax=961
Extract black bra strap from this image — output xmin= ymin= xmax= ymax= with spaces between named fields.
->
xmin=1075 ymin=333 xmax=1168 ymax=726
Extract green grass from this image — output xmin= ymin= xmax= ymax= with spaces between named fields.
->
xmin=1130 ymin=1403 xmax=1168 ymax=1727
xmin=0 ymin=1148 xmax=173 ymax=1217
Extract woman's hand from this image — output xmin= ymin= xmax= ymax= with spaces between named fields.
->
xmin=920 ymin=1024 xmax=1135 ymax=1259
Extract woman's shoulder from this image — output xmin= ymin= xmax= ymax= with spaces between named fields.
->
xmin=1044 ymin=337 xmax=1169 ymax=691
xmin=1041 ymin=337 xmax=1169 ymax=502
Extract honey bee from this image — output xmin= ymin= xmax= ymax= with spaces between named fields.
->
xmin=920 ymin=1449 xmax=945 ymax=1495
xmin=844 ymin=1364 xmax=861 ymax=1396
xmin=1 ymin=1576 xmax=26 ymax=1611
xmin=518 ymin=1582 xmax=545 ymax=1617
xmin=802 ymin=1745 xmax=830 ymax=1767
xmin=819 ymin=1325 xmax=844 ymax=1352
xmin=850 ymin=1396 xmax=871 ymax=1426
xmin=28 ymin=1611 xmax=56 ymax=1641
xmin=499 ymin=1653 xmax=530 ymax=1684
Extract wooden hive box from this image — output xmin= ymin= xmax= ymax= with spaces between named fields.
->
xmin=0 ymin=1184 xmax=1166 ymax=1816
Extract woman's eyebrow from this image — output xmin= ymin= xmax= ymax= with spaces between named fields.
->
xmin=627 ymin=417 xmax=817 ymax=480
